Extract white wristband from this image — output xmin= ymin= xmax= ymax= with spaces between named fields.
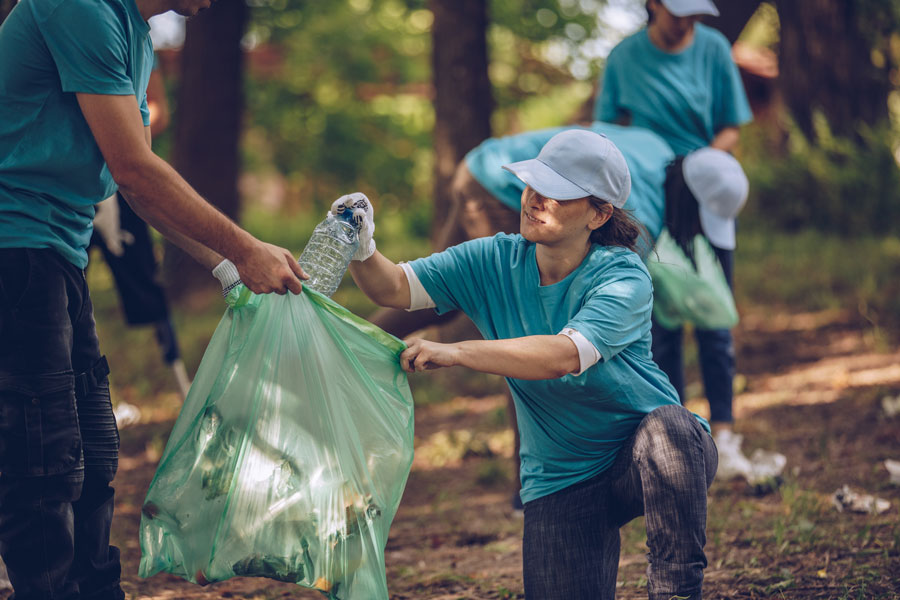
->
xmin=212 ymin=259 xmax=241 ymax=295
xmin=558 ymin=327 xmax=602 ymax=375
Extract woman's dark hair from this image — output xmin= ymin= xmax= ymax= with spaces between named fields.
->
xmin=587 ymin=197 xmax=649 ymax=254
xmin=663 ymin=155 xmax=702 ymax=265
xmin=646 ymin=0 xmax=655 ymax=24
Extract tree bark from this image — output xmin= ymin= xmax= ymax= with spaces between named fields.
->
xmin=429 ymin=0 xmax=493 ymax=246
xmin=164 ymin=0 xmax=247 ymax=298
xmin=703 ymin=0 xmax=763 ymax=44
xmin=775 ymin=0 xmax=893 ymax=140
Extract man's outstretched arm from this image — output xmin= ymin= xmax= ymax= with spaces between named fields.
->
xmin=77 ymin=92 xmax=306 ymax=294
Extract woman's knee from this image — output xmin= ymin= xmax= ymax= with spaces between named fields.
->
xmin=636 ymin=405 xmax=706 ymax=456
xmin=636 ymin=405 xmax=716 ymax=486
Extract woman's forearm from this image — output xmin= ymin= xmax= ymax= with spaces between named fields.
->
xmin=454 ymin=336 xmax=579 ymax=379
xmin=348 ymin=251 xmax=411 ymax=309
xmin=401 ymin=335 xmax=580 ymax=380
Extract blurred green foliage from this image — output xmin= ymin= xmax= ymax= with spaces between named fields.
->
xmin=241 ymin=0 xmax=611 ymax=216
xmin=736 ymin=228 xmax=900 ymax=342
xmin=740 ymin=117 xmax=900 ymax=235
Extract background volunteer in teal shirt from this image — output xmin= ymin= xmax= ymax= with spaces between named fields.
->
xmin=0 ymin=1 xmax=306 ymax=598
xmin=596 ymin=0 xmax=752 ymax=472
xmin=337 ymin=130 xmax=717 ymax=600
xmin=594 ymin=8 xmax=752 ymax=156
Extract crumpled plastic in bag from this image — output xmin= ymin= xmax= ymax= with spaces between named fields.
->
xmin=139 ymin=284 xmax=415 ymax=600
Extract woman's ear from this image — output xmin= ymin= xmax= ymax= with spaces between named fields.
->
xmin=589 ymin=202 xmax=614 ymax=231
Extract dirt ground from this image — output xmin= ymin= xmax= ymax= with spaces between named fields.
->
xmin=9 ymin=307 xmax=900 ymax=599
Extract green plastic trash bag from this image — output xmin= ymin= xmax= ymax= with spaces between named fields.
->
xmin=647 ymin=229 xmax=739 ymax=331
xmin=139 ymin=283 xmax=414 ymax=600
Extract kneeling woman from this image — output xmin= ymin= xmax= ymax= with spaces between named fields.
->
xmin=340 ymin=130 xmax=717 ymax=600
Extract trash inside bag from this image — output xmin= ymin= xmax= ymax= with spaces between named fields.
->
xmin=139 ymin=284 xmax=415 ymax=600
xmin=647 ymin=230 xmax=739 ymax=330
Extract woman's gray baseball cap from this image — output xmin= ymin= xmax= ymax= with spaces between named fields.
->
xmin=502 ymin=129 xmax=632 ymax=208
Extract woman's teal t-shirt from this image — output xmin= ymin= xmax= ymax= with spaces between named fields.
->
xmin=409 ymin=234 xmax=707 ymax=503
xmin=0 ymin=0 xmax=153 ymax=268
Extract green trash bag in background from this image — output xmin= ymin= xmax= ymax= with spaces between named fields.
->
xmin=647 ymin=229 xmax=739 ymax=331
xmin=139 ymin=283 xmax=414 ymax=600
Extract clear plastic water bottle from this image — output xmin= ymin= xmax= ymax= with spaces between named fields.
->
xmin=297 ymin=211 xmax=360 ymax=298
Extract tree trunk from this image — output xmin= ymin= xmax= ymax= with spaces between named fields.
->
xmin=429 ymin=0 xmax=493 ymax=246
xmin=703 ymin=0 xmax=763 ymax=44
xmin=775 ymin=0 xmax=893 ymax=140
xmin=164 ymin=0 xmax=247 ymax=298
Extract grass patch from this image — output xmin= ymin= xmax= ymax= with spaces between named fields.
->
xmin=736 ymin=228 xmax=900 ymax=340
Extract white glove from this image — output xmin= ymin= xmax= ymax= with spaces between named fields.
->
xmin=330 ymin=192 xmax=375 ymax=262
xmin=93 ymin=195 xmax=134 ymax=257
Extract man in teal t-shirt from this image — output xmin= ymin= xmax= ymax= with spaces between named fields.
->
xmin=0 ymin=0 xmax=153 ymax=269
xmin=0 ymin=1 xmax=307 ymax=598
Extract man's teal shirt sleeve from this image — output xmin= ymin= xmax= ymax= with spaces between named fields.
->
xmin=35 ymin=0 xmax=136 ymax=96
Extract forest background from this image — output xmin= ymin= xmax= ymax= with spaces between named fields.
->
xmin=0 ymin=1 xmax=898 ymax=598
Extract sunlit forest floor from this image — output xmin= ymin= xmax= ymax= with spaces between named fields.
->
xmin=67 ymin=307 xmax=900 ymax=599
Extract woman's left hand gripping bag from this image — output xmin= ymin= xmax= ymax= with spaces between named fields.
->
xmin=138 ymin=284 xmax=415 ymax=600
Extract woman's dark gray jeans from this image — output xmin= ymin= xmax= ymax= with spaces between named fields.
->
xmin=522 ymin=404 xmax=717 ymax=600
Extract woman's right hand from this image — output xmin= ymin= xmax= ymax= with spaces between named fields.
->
xmin=331 ymin=192 xmax=376 ymax=261
xmin=399 ymin=338 xmax=461 ymax=373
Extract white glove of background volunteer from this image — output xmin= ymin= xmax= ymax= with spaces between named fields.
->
xmin=330 ymin=192 xmax=375 ymax=262
xmin=93 ymin=194 xmax=134 ymax=257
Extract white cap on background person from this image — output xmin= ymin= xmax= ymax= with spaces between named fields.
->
xmin=682 ymin=147 xmax=749 ymax=250
xmin=502 ymin=129 xmax=632 ymax=208
xmin=660 ymin=0 xmax=720 ymax=18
